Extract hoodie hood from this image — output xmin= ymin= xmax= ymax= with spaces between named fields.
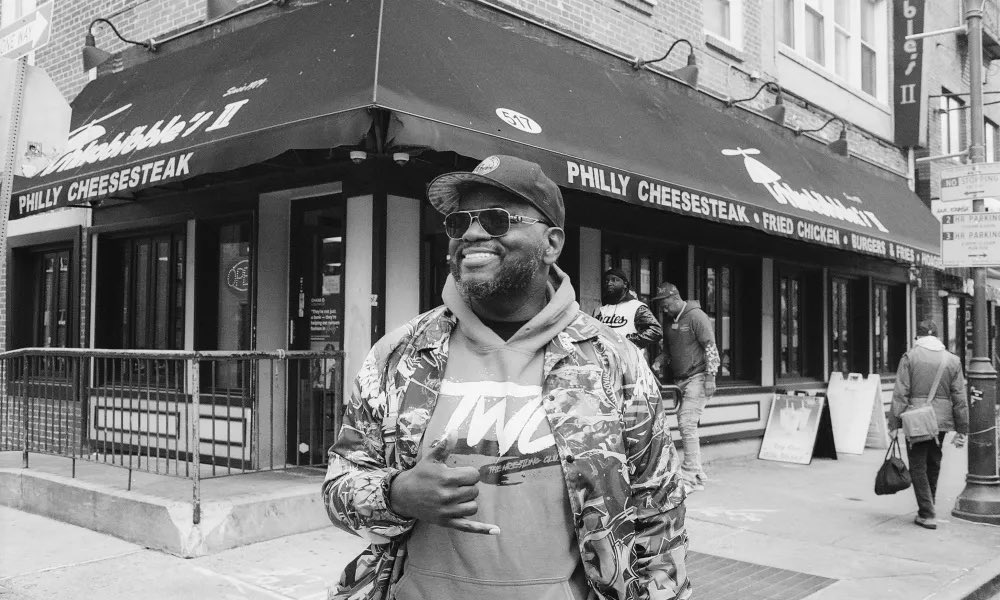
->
xmin=915 ymin=335 xmax=946 ymax=351
xmin=442 ymin=264 xmax=580 ymax=353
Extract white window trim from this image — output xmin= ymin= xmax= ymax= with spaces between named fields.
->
xmin=778 ymin=0 xmax=888 ymax=101
xmin=704 ymin=0 xmax=744 ymax=51
xmin=940 ymin=93 xmax=963 ymax=156
xmin=985 ymin=119 xmax=998 ymax=162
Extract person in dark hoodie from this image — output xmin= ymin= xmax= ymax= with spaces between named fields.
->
xmin=594 ymin=268 xmax=662 ymax=360
xmin=323 ymin=155 xmax=690 ymax=600
xmin=652 ymin=282 xmax=720 ymax=493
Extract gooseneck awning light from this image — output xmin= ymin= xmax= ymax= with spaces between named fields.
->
xmin=81 ymin=18 xmax=156 ymax=71
xmin=725 ymin=81 xmax=786 ymax=126
xmin=795 ymin=116 xmax=849 ymax=156
xmin=632 ymin=39 xmax=699 ymax=88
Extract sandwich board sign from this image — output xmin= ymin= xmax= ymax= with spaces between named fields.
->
xmin=826 ymin=372 xmax=890 ymax=454
xmin=758 ymin=391 xmax=838 ymax=465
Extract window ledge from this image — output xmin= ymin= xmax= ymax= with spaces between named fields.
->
xmin=705 ymin=32 xmax=744 ymax=62
xmin=776 ymin=45 xmax=891 ymax=115
xmin=615 ymin=0 xmax=656 ymax=16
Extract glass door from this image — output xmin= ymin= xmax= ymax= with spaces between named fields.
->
xmin=288 ymin=197 xmax=345 ymax=464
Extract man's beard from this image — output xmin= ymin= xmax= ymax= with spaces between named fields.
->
xmin=602 ymin=288 xmax=627 ymax=304
xmin=450 ymin=244 xmax=546 ymax=302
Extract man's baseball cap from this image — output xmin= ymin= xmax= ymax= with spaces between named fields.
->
xmin=652 ymin=282 xmax=680 ymax=301
xmin=426 ymin=155 xmax=565 ymax=228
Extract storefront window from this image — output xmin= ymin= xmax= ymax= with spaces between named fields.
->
xmin=779 ymin=275 xmax=801 ymax=376
xmin=776 ymin=265 xmax=823 ymax=380
xmin=945 ymin=295 xmax=967 ymax=367
xmin=196 ymin=219 xmax=254 ymax=390
xmin=696 ymin=252 xmax=760 ymax=383
xmin=830 ymin=277 xmax=850 ymax=374
xmin=36 ymin=249 xmax=71 ymax=348
xmin=871 ymin=282 xmax=904 ymax=375
xmin=97 ymin=231 xmax=186 ymax=351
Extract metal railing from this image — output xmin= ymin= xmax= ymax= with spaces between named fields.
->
xmin=0 ymin=348 xmax=344 ymax=524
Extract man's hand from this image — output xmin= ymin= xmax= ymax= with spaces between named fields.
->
xmin=388 ymin=432 xmax=500 ymax=535
xmin=704 ymin=376 xmax=716 ymax=397
xmin=952 ymin=433 xmax=967 ymax=448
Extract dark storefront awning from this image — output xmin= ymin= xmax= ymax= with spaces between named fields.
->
xmin=13 ymin=0 xmax=941 ymax=264
xmin=10 ymin=0 xmax=380 ymax=217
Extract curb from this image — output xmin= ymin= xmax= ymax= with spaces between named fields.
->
xmin=956 ymin=557 xmax=1000 ymax=600
xmin=0 ymin=467 xmax=330 ymax=557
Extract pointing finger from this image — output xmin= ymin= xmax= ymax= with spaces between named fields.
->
xmin=445 ymin=518 xmax=501 ymax=535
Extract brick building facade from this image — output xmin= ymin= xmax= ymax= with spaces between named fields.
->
xmin=0 ymin=0 xmax=965 ymax=462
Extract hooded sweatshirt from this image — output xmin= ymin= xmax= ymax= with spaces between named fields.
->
xmin=664 ymin=299 xmax=716 ymax=380
xmin=398 ymin=269 xmax=591 ymax=600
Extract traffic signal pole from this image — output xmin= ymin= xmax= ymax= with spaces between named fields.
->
xmin=952 ymin=0 xmax=1000 ymax=525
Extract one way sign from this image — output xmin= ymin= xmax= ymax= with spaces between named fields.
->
xmin=0 ymin=2 xmax=52 ymax=61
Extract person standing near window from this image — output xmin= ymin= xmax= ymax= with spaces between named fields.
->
xmin=594 ymin=268 xmax=663 ymax=360
xmin=653 ymin=282 xmax=721 ymax=493
xmin=888 ymin=319 xmax=968 ymax=530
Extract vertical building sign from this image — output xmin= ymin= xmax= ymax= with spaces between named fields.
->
xmin=893 ymin=0 xmax=925 ymax=147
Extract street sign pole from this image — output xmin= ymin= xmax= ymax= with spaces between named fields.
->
xmin=0 ymin=56 xmax=27 ymax=353
xmin=953 ymin=0 xmax=1000 ymax=525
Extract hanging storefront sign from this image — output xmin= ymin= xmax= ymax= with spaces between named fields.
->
xmin=892 ymin=0 xmax=925 ymax=147
xmin=562 ymin=155 xmax=942 ymax=267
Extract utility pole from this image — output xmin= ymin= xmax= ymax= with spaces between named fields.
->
xmin=952 ymin=0 xmax=1000 ymax=525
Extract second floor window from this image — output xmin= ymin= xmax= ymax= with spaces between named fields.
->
xmin=986 ymin=119 xmax=998 ymax=162
xmin=940 ymin=91 xmax=965 ymax=155
xmin=779 ymin=0 xmax=888 ymax=99
xmin=704 ymin=0 xmax=743 ymax=48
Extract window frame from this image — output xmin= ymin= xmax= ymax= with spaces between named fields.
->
xmin=778 ymin=0 xmax=888 ymax=100
xmin=871 ymin=280 xmax=905 ymax=376
xmin=96 ymin=229 xmax=187 ymax=351
xmin=774 ymin=264 xmax=823 ymax=382
xmin=704 ymin=0 xmax=744 ymax=50
xmin=694 ymin=250 xmax=761 ymax=385
xmin=940 ymin=90 xmax=965 ymax=156
xmin=985 ymin=118 xmax=998 ymax=162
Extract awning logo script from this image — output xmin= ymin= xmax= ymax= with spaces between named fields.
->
xmin=723 ymin=147 xmax=890 ymax=234
xmin=32 ymin=99 xmax=250 ymax=179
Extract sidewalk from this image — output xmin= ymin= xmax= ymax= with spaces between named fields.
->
xmin=2 ymin=440 xmax=1000 ymax=600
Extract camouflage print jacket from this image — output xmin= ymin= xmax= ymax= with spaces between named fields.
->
xmin=322 ymin=306 xmax=691 ymax=600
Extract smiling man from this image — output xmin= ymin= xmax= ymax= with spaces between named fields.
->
xmin=323 ymin=155 xmax=690 ymax=600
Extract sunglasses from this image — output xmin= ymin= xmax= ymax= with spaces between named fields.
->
xmin=444 ymin=208 xmax=550 ymax=240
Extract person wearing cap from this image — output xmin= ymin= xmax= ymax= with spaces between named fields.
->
xmin=651 ymin=282 xmax=720 ymax=492
xmin=594 ymin=268 xmax=662 ymax=360
xmin=888 ymin=319 xmax=968 ymax=530
xmin=323 ymin=155 xmax=690 ymax=600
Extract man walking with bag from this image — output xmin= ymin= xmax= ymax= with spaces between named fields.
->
xmin=888 ymin=320 xmax=969 ymax=530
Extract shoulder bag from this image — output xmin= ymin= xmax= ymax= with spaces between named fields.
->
xmin=900 ymin=354 xmax=946 ymax=446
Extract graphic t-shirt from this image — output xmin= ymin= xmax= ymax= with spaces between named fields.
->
xmin=399 ymin=331 xmax=589 ymax=600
